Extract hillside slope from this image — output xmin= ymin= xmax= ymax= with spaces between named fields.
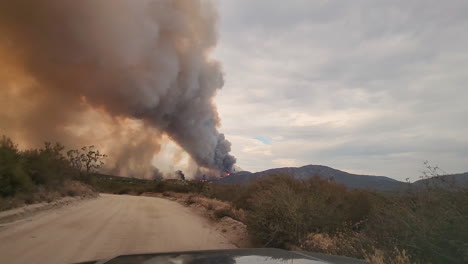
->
xmin=219 ymin=165 xmax=468 ymax=191
xmin=413 ymin=172 xmax=468 ymax=188
xmin=218 ymin=165 xmax=408 ymax=191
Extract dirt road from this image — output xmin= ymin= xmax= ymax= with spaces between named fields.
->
xmin=0 ymin=194 xmax=235 ymax=264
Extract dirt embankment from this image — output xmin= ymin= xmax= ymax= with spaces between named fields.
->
xmin=0 ymin=194 xmax=95 ymax=225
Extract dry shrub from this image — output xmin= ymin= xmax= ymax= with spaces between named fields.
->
xmin=304 ymin=233 xmax=338 ymax=252
xmin=179 ymin=193 xmax=247 ymax=223
xmin=303 ymin=232 xmax=411 ymax=264
xmin=161 ymin=191 xmax=190 ymax=203
xmin=202 ymin=184 xmax=248 ymax=208
xmin=214 ymin=206 xmax=245 ymax=222
xmin=246 ymin=174 xmax=371 ymax=248
xmin=36 ymin=188 xmax=62 ymax=203
xmin=364 ymin=248 xmax=411 ymax=264
xmin=0 ymin=197 xmax=16 ymax=211
xmin=302 ymin=232 xmax=367 ymax=259
xmin=15 ymin=186 xmax=61 ymax=204
xmin=211 ymin=204 xmax=245 ymax=221
xmin=185 ymin=194 xmax=197 ymax=205
xmin=171 ymin=192 xmax=190 ymax=202
xmin=365 ymin=188 xmax=468 ymax=264
xmin=214 ymin=207 xmax=232 ymax=219
xmin=10 ymin=180 xmax=96 ymax=206
xmin=61 ymin=180 xmax=95 ymax=197
xmin=192 ymin=196 xmax=228 ymax=211
xmin=230 ymin=207 xmax=247 ymax=223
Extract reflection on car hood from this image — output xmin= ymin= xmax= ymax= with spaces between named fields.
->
xmin=76 ymin=248 xmax=369 ymax=264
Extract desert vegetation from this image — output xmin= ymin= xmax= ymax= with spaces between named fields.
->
xmin=0 ymin=136 xmax=100 ymax=211
xmin=232 ymin=174 xmax=467 ymax=264
xmin=89 ymin=175 xmax=207 ymax=195
xmin=126 ymin=172 xmax=467 ymax=263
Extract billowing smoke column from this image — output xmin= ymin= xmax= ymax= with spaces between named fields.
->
xmin=0 ymin=0 xmax=236 ymax=174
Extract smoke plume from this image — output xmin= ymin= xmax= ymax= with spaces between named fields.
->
xmin=0 ymin=0 xmax=236 ymax=175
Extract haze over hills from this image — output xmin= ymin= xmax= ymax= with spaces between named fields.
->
xmin=217 ymin=165 xmax=468 ymax=191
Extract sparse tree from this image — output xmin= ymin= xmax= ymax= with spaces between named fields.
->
xmin=67 ymin=145 xmax=107 ymax=180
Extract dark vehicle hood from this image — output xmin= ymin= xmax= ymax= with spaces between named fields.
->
xmin=76 ymin=248 xmax=368 ymax=264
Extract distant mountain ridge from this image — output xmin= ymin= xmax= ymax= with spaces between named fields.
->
xmin=217 ymin=165 xmax=468 ymax=191
xmin=412 ymin=172 xmax=468 ymax=189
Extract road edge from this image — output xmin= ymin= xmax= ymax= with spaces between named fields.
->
xmin=0 ymin=194 xmax=98 ymax=225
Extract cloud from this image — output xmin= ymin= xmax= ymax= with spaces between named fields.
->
xmin=272 ymin=158 xmax=305 ymax=168
xmin=213 ymin=0 xmax=468 ymax=180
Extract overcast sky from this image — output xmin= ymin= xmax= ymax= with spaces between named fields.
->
xmin=212 ymin=0 xmax=468 ymax=181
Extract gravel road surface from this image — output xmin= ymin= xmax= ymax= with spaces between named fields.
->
xmin=0 ymin=194 xmax=235 ymax=264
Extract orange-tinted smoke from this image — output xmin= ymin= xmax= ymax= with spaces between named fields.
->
xmin=0 ymin=0 xmax=236 ymax=176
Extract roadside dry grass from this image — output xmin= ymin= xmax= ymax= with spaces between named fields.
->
xmin=0 ymin=180 xmax=96 ymax=211
xmin=145 ymin=191 xmax=250 ymax=248
xmin=302 ymin=232 xmax=411 ymax=264
xmin=0 ymin=192 xmax=97 ymax=224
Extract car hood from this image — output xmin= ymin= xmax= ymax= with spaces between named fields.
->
xmin=76 ymin=248 xmax=369 ymax=264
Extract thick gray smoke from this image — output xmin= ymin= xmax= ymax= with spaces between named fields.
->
xmin=0 ymin=0 xmax=236 ymax=173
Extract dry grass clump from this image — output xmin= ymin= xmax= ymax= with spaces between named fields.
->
xmin=364 ymin=248 xmax=411 ymax=264
xmin=159 ymin=192 xmax=247 ymax=223
xmin=303 ymin=232 xmax=411 ymax=264
xmin=61 ymin=180 xmax=96 ymax=197
xmin=182 ymin=194 xmax=246 ymax=222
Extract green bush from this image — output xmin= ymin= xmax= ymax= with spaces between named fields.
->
xmin=22 ymin=142 xmax=73 ymax=186
xmin=202 ymin=183 xmax=248 ymax=209
xmin=0 ymin=136 xmax=103 ymax=209
xmin=0 ymin=136 xmax=32 ymax=197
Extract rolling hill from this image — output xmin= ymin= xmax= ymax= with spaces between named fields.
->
xmin=218 ymin=165 xmax=407 ymax=191
xmin=218 ymin=165 xmax=468 ymax=191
